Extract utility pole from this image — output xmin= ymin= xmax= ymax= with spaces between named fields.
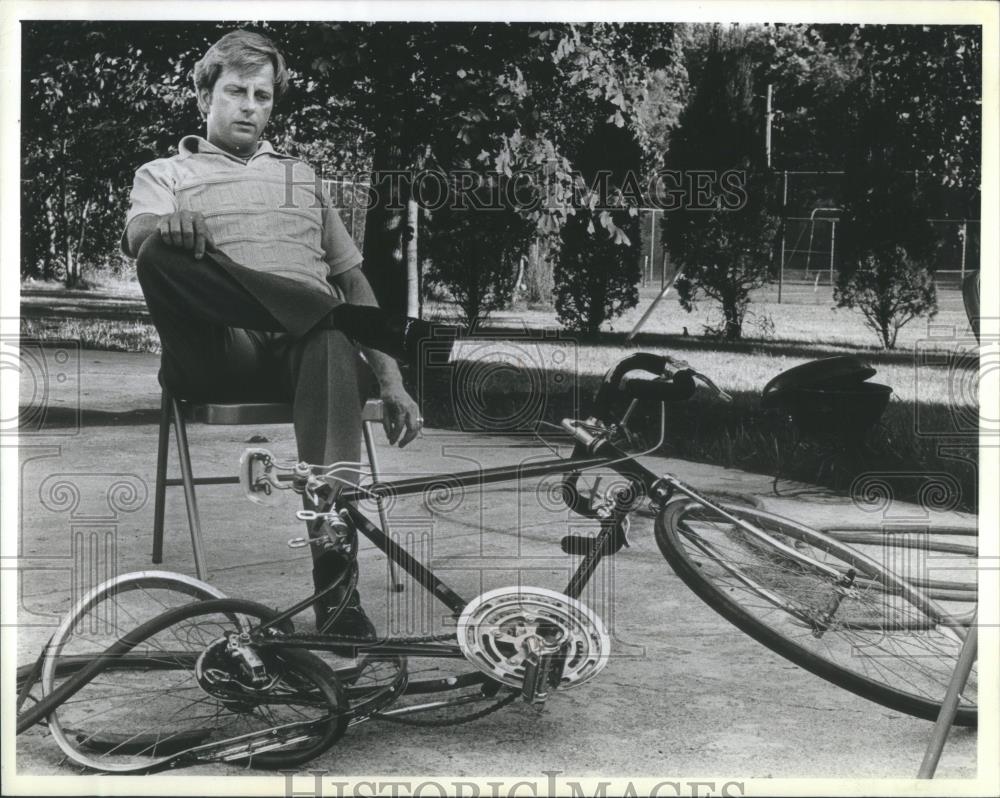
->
xmin=778 ymin=170 xmax=788 ymax=304
xmin=764 ymin=83 xmax=773 ymax=169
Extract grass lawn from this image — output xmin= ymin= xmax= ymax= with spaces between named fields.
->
xmin=19 ymin=277 xmax=980 ymax=511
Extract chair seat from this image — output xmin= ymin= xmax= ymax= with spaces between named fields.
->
xmin=182 ymin=398 xmax=384 ymax=425
xmin=184 ymin=401 xmax=292 ymax=425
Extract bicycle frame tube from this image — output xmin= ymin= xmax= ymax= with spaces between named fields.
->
xmin=252 ymin=451 xmax=619 ymax=637
xmin=337 ymin=454 xmax=613 ymax=504
xmin=565 ymin=434 xmax=847 ymax=582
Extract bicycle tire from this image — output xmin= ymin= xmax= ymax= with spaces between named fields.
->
xmin=17 ymin=570 xmax=227 ymax=715
xmin=33 ymin=598 xmax=347 ymax=772
xmin=655 ymin=499 xmax=976 ymax=726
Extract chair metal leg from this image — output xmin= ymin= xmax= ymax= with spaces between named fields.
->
xmin=918 ymin=612 xmax=978 ymax=778
xmin=171 ymin=399 xmax=208 ymax=580
xmin=152 ymin=389 xmax=172 ymax=565
xmin=363 ymin=419 xmax=404 ymax=592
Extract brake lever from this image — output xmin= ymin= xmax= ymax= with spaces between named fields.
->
xmin=662 ymin=355 xmax=691 ymax=372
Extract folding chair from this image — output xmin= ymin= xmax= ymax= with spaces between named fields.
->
xmin=151 ymin=388 xmax=392 ymax=580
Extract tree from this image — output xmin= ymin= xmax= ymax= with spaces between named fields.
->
xmin=834 ymin=77 xmax=939 ymax=349
xmin=555 ymin=210 xmax=639 ymax=333
xmin=662 ymin=27 xmax=779 ymax=340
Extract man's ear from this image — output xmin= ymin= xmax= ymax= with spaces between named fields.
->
xmin=196 ymin=88 xmax=211 ymax=118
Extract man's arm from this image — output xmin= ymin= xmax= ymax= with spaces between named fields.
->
xmin=124 ymin=214 xmax=160 ymax=259
xmin=124 ymin=211 xmax=215 ymax=259
xmin=331 ymin=266 xmax=423 ymax=447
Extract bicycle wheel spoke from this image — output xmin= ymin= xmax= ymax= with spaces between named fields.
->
xmin=42 ymin=598 xmax=347 ymax=772
xmin=656 ymin=501 xmax=977 ymax=724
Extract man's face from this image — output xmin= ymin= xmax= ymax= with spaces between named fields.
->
xmin=198 ymin=62 xmax=275 ymax=157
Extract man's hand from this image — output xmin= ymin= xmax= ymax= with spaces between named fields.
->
xmin=380 ymin=384 xmax=423 ymax=448
xmin=157 ymin=210 xmax=214 ymax=259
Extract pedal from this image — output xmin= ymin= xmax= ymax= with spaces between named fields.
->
xmin=520 ymin=640 xmax=556 ymax=704
xmin=560 ymin=535 xmax=596 ymax=556
xmin=559 ymin=520 xmax=630 ymax=556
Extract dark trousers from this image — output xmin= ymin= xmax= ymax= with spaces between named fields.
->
xmin=135 ymin=235 xmax=374 ymax=482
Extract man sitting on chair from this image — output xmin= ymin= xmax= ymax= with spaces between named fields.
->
xmin=122 ymin=29 xmax=423 ymax=641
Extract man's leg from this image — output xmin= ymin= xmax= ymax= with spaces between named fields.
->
xmin=136 ymin=236 xmax=300 ymax=398
xmin=279 ymin=328 xmax=377 ymax=639
xmin=137 ymin=235 xmax=456 ymax=365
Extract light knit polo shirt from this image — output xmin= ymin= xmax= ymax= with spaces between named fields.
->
xmin=123 ymin=136 xmax=362 ymax=296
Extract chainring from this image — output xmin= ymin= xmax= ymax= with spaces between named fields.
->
xmin=455 ymin=586 xmax=611 ymax=690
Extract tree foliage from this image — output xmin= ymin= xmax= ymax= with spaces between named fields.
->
xmin=663 ymin=27 xmax=780 ymax=340
xmin=555 ymin=211 xmax=639 ymax=333
xmin=19 ymin=19 xmax=981 ymax=340
xmin=306 ymin=22 xmax=683 ymax=315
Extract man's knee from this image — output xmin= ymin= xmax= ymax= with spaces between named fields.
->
xmin=136 ymin=234 xmax=170 ymax=283
xmin=135 ymin=235 xmax=195 ymax=285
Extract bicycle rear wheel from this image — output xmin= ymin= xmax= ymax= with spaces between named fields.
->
xmin=37 ymin=598 xmax=347 ymax=772
xmin=655 ymin=499 xmax=976 ymax=725
xmin=17 ymin=570 xmax=226 ymax=717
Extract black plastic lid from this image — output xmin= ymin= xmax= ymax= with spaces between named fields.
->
xmin=762 ymin=355 xmax=878 ymax=408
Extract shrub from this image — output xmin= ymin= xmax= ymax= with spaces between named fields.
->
xmin=422 ymin=197 xmax=534 ymax=328
xmin=554 ymin=211 xmax=639 ymax=333
xmin=835 ymin=75 xmax=940 ymax=349
xmin=834 ymin=247 xmax=937 ymax=349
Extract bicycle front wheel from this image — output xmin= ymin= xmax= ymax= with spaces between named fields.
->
xmin=39 ymin=598 xmax=348 ymax=773
xmin=655 ymin=500 xmax=976 ymax=726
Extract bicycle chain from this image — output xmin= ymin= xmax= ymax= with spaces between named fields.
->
xmin=278 ymin=631 xmax=520 ymax=726
xmin=280 ymin=631 xmax=459 ymax=645
xmin=373 ymin=688 xmax=521 ymax=727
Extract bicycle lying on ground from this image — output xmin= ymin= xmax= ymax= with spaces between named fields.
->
xmin=16 ymin=353 xmax=978 ymax=773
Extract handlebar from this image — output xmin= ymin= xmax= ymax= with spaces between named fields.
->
xmin=563 ymin=354 xmax=731 ymax=456
xmin=593 ymin=353 xmax=731 ymax=417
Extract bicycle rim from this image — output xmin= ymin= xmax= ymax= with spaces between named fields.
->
xmin=41 ymin=598 xmax=347 ymax=772
xmin=17 ymin=571 xmax=226 ymax=719
xmin=655 ymin=500 xmax=976 ymax=726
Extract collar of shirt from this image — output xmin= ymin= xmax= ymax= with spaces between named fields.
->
xmin=176 ymin=135 xmax=294 ymax=163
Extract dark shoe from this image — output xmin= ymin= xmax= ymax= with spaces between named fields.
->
xmin=322 ymin=606 xmax=377 ymax=640
xmin=312 ymin=552 xmax=377 ymax=652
